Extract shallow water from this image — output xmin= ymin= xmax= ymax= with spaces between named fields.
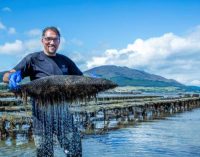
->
xmin=83 ymin=108 xmax=200 ymax=157
xmin=0 ymin=108 xmax=200 ymax=157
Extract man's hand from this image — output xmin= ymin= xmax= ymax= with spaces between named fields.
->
xmin=8 ymin=70 xmax=22 ymax=90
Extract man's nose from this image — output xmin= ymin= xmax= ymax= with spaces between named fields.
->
xmin=50 ymin=40 xmax=55 ymax=44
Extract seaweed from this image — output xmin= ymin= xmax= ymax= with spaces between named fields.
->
xmin=15 ymin=75 xmax=117 ymax=105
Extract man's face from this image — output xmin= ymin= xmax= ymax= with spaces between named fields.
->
xmin=41 ymin=29 xmax=60 ymax=56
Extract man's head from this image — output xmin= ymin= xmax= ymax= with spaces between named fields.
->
xmin=41 ymin=26 xmax=60 ymax=56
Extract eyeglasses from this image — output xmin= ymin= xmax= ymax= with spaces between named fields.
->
xmin=43 ymin=36 xmax=60 ymax=42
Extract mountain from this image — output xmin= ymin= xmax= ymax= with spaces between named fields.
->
xmin=84 ymin=65 xmax=184 ymax=87
xmin=1 ymin=66 xmax=199 ymax=91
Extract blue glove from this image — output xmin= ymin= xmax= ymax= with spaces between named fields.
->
xmin=8 ymin=70 xmax=22 ymax=90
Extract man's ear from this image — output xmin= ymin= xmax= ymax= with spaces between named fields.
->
xmin=41 ymin=38 xmax=44 ymax=43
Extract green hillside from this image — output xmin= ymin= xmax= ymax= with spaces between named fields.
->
xmin=84 ymin=65 xmax=184 ymax=87
xmin=110 ymin=76 xmax=184 ymax=87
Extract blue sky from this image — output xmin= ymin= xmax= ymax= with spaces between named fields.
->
xmin=1 ymin=0 xmax=200 ymax=86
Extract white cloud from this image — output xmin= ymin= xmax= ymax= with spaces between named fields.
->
xmin=2 ymin=7 xmax=12 ymax=12
xmin=26 ymin=29 xmax=41 ymax=37
xmin=87 ymin=26 xmax=200 ymax=86
xmin=0 ymin=21 xmax=16 ymax=35
xmin=8 ymin=27 xmax=16 ymax=34
xmin=189 ymin=80 xmax=200 ymax=86
xmin=24 ymin=38 xmax=42 ymax=53
xmin=69 ymin=38 xmax=84 ymax=46
xmin=0 ymin=34 xmax=66 ymax=56
xmin=0 ymin=40 xmax=24 ymax=54
xmin=0 ymin=37 xmax=42 ymax=55
xmin=0 ymin=21 xmax=6 ymax=30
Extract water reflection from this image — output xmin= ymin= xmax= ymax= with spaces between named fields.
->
xmin=83 ymin=108 xmax=200 ymax=157
xmin=0 ymin=109 xmax=200 ymax=157
xmin=0 ymin=135 xmax=35 ymax=157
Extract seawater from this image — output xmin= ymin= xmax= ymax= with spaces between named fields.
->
xmin=0 ymin=108 xmax=200 ymax=157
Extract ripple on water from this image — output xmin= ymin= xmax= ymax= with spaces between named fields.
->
xmin=82 ymin=108 xmax=200 ymax=157
xmin=0 ymin=108 xmax=200 ymax=157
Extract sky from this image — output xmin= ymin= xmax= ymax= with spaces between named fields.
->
xmin=1 ymin=0 xmax=200 ymax=86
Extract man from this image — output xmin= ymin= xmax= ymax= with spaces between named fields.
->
xmin=3 ymin=26 xmax=83 ymax=157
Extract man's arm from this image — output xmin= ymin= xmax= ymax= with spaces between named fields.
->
xmin=68 ymin=60 xmax=83 ymax=76
xmin=3 ymin=53 xmax=33 ymax=83
xmin=3 ymin=69 xmax=16 ymax=83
